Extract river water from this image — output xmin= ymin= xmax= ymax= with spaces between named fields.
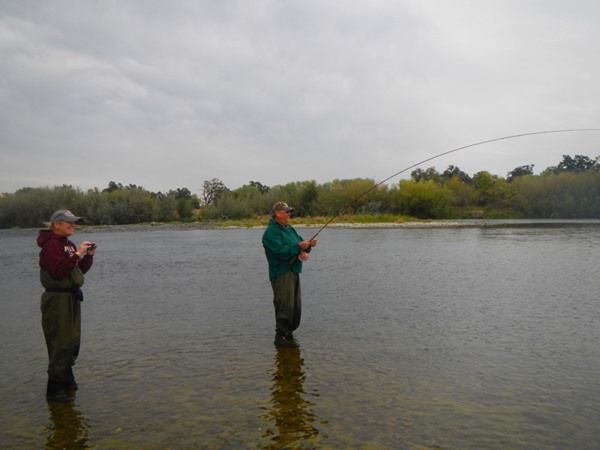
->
xmin=0 ymin=221 xmax=599 ymax=449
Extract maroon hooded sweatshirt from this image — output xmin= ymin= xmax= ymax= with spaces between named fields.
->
xmin=37 ymin=230 xmax=93 ymax=280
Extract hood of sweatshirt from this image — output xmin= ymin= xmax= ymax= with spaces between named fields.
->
xmin=37 ymin=229 xmax=67 ymax=248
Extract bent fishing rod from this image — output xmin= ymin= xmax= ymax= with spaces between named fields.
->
xmin=304 ymin=128 xmax=600 ymax=242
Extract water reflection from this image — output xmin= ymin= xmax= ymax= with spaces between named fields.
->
xmin=261 ymin=347 xmax=320 ymax=449
xmin=45 ymin=401 xmax=89 ymax=449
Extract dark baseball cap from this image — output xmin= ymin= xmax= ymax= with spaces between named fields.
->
xmin=271 ymin=202 xmax=295 ymax=216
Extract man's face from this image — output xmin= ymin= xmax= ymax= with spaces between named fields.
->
xmin=274 ymin=209 xmax=291 ymax=225
xmin=53 ymin=221 xmax=76 ymax=237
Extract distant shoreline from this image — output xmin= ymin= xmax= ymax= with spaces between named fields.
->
xmin=77 ymin=218 xmax=600 ymax=233
xmin=3 ymin=218 xmax=599 ymax=235
xmin=80 ymin=220 xmax=479 ymax=232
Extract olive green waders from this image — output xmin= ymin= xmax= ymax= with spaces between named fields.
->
xmin=271 ymin=270 xmax=302 ymax=338
xmin=41 ymin=290 xmax=81 ymax=397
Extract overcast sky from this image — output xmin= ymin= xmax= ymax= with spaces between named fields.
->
xmin=1 ymin=0 xmax=599 ymax=194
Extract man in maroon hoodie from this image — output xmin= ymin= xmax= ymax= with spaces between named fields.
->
xmin=37 ymin=210 xmax=96 ymax=403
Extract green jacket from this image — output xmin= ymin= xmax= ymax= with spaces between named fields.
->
xmin=262 ymin=219 xmax=308 ymax=280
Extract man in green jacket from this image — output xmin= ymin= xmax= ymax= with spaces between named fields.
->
xmin=262 ymin=202 xmax=317 ymax=348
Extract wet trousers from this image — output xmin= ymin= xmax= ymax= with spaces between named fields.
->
xmin=271 ymin=271 xmax=302 ymax=338
xmin=41 ymin=293 xmax=81 ymax=387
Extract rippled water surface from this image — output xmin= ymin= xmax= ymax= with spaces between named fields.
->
xmin=1 ymin=222 xmax=599 ymax=449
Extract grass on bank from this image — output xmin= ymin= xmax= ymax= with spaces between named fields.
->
xmin=70 ymin=209 xmax=512 ymax=230
xmin=216 ymin=214 xmax=417 ymax=228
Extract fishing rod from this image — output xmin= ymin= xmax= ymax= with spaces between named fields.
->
xmin=305 ymin=128 xmax=600 ymax=242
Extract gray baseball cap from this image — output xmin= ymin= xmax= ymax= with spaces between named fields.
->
xmin=50 ymin=210 xmax=83 ymax=223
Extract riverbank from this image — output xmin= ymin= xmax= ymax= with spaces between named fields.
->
xmin=75 ymin=218 xmax=600 ymax=233
xmin=3 ymin=218 xmax=599 ymax=235
xmin=77 ymin=219 xmax=473 ymax=233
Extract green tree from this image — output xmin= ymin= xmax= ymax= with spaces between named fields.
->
xmin=445 ymin=175 xmax=475 ymax=207
xmin=295 ymin=181 xmax=319 ymax=216
xmin=316 ymin=178 xmax=381 ymax=216
xmin=0 ymin=185 xmax=85 ymax=228
xmin=556 ymin=154 xmax=597 ymax=173
xmin=103 ymin=181 xmax=122 ymax=193
xmin=167 ymin=189 xmax=194 ymax=219
xmin=248 ymin=181 xmax=270 ymax=194
xmin=513 ymin=171 xmax=600 ymax=218
xmin=151 ymin=192 xmax=178 ymax=221
xmin=232 ymin=184 xmax=267 ymax=216
xmin=411 ymin=167 xmax=441 ymax=183
xmin=473 ymin=171 xmax=514 ymax=209
xmin=105 ymin=186 xmax=154 ymax=224
xmin=391 ymin=180 xmax=454 ymax=219
xmin=442 ymin=165 xmax=472 ymax=184
xmin=507 ymin=164 xmax=535 ymax=182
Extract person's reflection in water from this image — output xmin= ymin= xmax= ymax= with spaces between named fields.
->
xmin=45 ymin=401 xmax=89 ymax=449
xmin=261 ymin=347 xmax=320 ymax=449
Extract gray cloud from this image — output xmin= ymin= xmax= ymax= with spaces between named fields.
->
xmin=1 ymin=0 xmax=599 ymax=194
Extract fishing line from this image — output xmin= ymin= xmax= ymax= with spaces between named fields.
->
xmin=306 ymin=128 xmax=600 ymax=241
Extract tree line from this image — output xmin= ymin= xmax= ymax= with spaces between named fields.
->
xmin=0 ymin=182 xmax=200 ymax=228
xmin=1 ymin=154 xmax=599 ymax=229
